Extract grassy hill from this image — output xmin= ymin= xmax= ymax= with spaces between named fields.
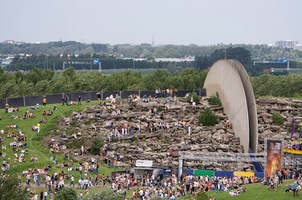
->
xmin=1 ymin=101 xmax=301 ymax=200
xmin=0 ymin=101 xmax=115 ymax=178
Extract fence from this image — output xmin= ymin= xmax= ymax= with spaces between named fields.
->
xmin=184 ymin=169 xmax=264 ymax=178
xmin=0 ymin=88 xmax=207 ymax=109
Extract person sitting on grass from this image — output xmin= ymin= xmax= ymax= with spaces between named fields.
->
xmin=47 ymin=110 xmax=53 ymax=116
xmin=27 ymin=112 xmax=32 ymax=118
xmin=11 ymin=114 xmax=18 ymax=120
xmin=40 ymin=117 xmax=47 ymax=123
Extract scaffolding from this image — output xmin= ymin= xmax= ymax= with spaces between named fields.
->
xmin=178 ymin=151 xmax=266 ymax=180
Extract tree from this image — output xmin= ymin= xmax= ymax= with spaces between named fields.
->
xmin=209 ymin=47 xmax=252 ymax=72
xmin=0 ymin=175 xmax=28 ymax=200
xmin=194 ymin=55 xmax=211 ymax=70
xmin=34 ymin=80 xmax=50 ymax=95
xmin=62 ymin=67 xmax=76 ymax=80
xmin=0 ymin=67 xmax=4 ymax=75
xmin=226 ymin=47 xmax=252 ymax=66
xmin=54 ymin=188 xmax=77 ymax=200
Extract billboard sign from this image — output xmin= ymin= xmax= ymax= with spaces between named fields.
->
xmin=135 ymin=160 xmax=153 ymax=167
xmin=265 ymin=139 xmax=283 ymax=178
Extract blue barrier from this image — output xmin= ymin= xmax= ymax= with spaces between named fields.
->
xmin=214 ymin=171 xmax=234 ymax=178
xmin=249 ymin=148 xmax=264 ymax=172
xmin=254 ymin=172 xmax=265 ymax=178
xmin=185 ymin=169 xmax=194 ymax=176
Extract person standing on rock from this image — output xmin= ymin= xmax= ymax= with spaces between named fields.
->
xmin=188 ymin=125 xmax=191 ymax=136
xmin=114 ymin=159 xmax=117 ymax=171
xmin=81 ymin=146 xmax=84 ymax=155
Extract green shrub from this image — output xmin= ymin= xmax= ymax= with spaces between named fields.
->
xmin=70 ymin=120 xmax=80 ymax=127
xmin=187 ymin=92 xmax=200 ymax=104
xmin=66 ymin=138 xmax=85 ymax=149
xmin=84 ymin=120 xmax=92 ymax=125
xmin=195 ymin=191 xmax=210 ymax=200
xmin=208 ymin=94 xmax=222 ymax=106
xmin=90 ymin=137 xmax=103 ymax=155
xmin=55 ymin=188 xmax=77 ymax=200
xmin=199 ymin=108 xmax=218 ymax=126
xmin=66 ymin=127 xmax=74 ymax=135
xmin=157 ymin=106 xmax=163 ymax=112
xmin=272 ymin=113 xmax=284 ymax=126
xmin=163 ymin=136 xmax=171 ymax=144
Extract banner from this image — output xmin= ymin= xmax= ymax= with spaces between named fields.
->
xmin=265 ymin=139 xmax=282 ymax=178
xmin=275 ymin=59 xmax=288 ymax=63
xmin=284 ymin=148 xmax=302 ymax=155
xmin=93 ymin=59 xmax=99 ymax=65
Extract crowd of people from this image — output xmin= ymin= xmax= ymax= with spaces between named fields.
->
xmin=1 ymin=93 xmax=302 ymax=200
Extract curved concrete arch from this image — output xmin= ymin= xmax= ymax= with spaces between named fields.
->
xmin=204 ymin=59 xmax=258 ymax=153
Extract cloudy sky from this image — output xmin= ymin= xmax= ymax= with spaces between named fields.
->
xmin=1 ymin=0 xmax=301 ymax=45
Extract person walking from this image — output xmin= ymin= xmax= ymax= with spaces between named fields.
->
xmin=43 ymin=96 xmax=47 ymax=106
xmin=70 ymin=175 xmax=75 ymax=187
xmin=5 ymin=102 xmax=9 ymax=113
xmin=78 ymin=96 xmax=81 ymax=105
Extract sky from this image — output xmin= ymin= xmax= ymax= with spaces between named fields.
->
xmin=1 ymin=0 xmax=301 ymax=45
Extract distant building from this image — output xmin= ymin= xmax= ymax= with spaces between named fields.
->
xmin=0 ymin=57 xmax=13 ymax=67
xmin=275 ymin=40 xmax=300 ymax=49
xmin=154 ymin=56 xmax=195 ymax=62
xmin=295 ymin=44 xmax=302 ymax=50
xmin=3 ymin=40 xmax=15 ymax=44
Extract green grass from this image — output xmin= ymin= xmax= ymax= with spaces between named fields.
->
xmin=31 ymin=179 xmax=301 ymax=200
xmin=273 ymin=68 xmax=302 ymax=76
xmin=175 ymin=179 xmax=298 ymax=200
xmin=100 ymin=68 xmax=158 ymax=76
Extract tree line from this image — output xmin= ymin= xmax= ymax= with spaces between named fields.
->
xmin=0 ymin=67 xmax=207 ymax=98
xmin=5 ymin=45 xmax=302 ymax=77
xmin=1 ymin=67 xmax=302 ymax=99
xmin=1 ymin=41 xmax=302 ymax=64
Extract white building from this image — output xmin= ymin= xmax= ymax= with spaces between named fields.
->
xmin=275 ymin=40 xmax=300 ymax=49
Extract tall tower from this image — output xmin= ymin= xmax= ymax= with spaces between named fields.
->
xmin=152 ymin=36 xmax=155 ymax=46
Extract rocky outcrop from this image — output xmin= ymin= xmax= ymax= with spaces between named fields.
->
xmin=54 ymin=97 xmax=299 ymax=170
